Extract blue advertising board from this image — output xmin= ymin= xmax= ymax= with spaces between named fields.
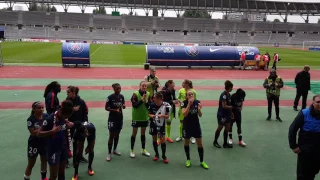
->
xmin=123 ymin=41 xmax=146 ymax=45
xmin=146 ymin=45 xmax=260 ymax=67
xmin=61 ymin=43 xmax=90 ymax=67
xmin=309 ymin=47 xmax=320 ymax=51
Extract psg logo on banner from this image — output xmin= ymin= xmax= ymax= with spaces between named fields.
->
xmin=184 ymin=46 xmax=199 ymax=57
xmin=67 ymin=43 xmax=84 ymax=54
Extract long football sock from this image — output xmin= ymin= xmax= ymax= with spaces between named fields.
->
xmin=161 ymin=143 xmax=166 ymax=158
xmin=130 ymin=136 xmax=136 ymax=150
xmin=166 ymin=125 xmax=171 ymax=138
xmin=153 ymin=141 xmax=159 ymax=157
xmin=184 ymin=145 xmax=190 ymax=160
xmin=141 ymin=135 xmax=146 ymax=149
xmin=113 ymin=136 xmax=119 ymax=150
xmin=88 ymin=152 xmax=94 ymax=170
xmin=198 ymin=147 xmax=204 ymax=162
xmin=179 ymin=123 xmax=183 ymax=137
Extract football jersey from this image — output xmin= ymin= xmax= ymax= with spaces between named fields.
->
xmin=42 ymin=112 xmax=68 ymax=150
xmin=148 ymin=102 xmax=171 ymax=127
xmin=231 ymin=93 xmax=244 ymax=114
xmin=217 ymin=91 xmax=231 ymax=117
xmin=27 ymin=113 xmax=48 ymax=143
xmin=182 ymin=100 xmax=201 ymax=126
xmin=105 ymin=94 xmax=125 ymax=121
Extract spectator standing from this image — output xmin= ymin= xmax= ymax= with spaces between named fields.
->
xmin=293 ymin=65 xmax=311 ymax=111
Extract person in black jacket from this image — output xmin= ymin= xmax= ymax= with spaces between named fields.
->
xmin=293 ymin=65 xmax=311 ymax=111
xmin=66 ymin=86 xmax=89 ymax=164
xmin=43 ymin=81 xmax=61 ymax=114
xmin=288 ymin=94 xmax=320 ymax=180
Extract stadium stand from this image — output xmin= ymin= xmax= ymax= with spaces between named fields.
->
xmin=0 ymin=0 xmax=320 ymax=46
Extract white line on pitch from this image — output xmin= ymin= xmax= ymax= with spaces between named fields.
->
xmin=90 ymin=45 xmax=103 ymax=57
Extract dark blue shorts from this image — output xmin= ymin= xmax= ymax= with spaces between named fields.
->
xmin=108 ymin=119 xmax=123 ymax=132
xmin=27 ymin=140 xmax=46 ymax=158
xmin=217 ymin=115 xmax=231 ymax=125
xmin=231 ymin=112 xmax=242 ymax=126
xmin=183 ymin=124 xmax=202 ymax=139
xmin=73 ymin=131 xmax=96 ymax=142
xmin=47 ymin=147 xmax=68 ymax=166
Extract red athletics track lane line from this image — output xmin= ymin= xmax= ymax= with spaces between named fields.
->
xmin=0 ymin=100 xmax=312 ymax=109
xmin=0 ymin=85 xmax=296 ymax=91
xmin=1 ymin=66 xmax=319 ymax=80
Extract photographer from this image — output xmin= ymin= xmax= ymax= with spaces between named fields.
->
xmin=145 ymin=67 xmax=160 ymax=99
xmin=263 ymin=69 xmax=284 ymax=122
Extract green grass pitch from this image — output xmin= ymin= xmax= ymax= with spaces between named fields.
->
xmin=2 ymin=41 xmax=320 ymax=67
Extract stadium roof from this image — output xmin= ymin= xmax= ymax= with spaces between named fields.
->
xmin=3 ymin=0 xmax=320 ymax=15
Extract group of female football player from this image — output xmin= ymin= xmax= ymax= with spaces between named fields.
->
xmin=23 ymin=77 xmax=247 ymax=180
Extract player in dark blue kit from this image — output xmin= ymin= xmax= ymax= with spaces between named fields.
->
xmin=213 ymin=80 xmax=234 ymax=149
xmin=24 ymin=102 xmax=49 ymax=180
xmin=38 ymin=100 xmax=74 ymax=180
xmin=66 ymin=86 xmax=89 ymax=165
xmin=228 ymin=88 xmax=247 ymax=147
xmin=44 ymin=81 xmax=61 ymax=114
xmin=181 ymin=90 xmax=208 ymax=169
xmin=148 ymin=92 xmax=171 ymax=163
xmin=105 ymin=83 xmax=125 ymax=161
xmin=72 ymin=121 xmax=96 ymax=180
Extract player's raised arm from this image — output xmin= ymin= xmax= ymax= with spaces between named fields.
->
xmin=37 ymin=115 xmax=61 ymax=137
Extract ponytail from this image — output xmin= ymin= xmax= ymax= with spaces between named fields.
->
xmin=75 ymin=87 xmax=79 ymax=95
xmin=44 ymin=81 xmax=59 ymax=98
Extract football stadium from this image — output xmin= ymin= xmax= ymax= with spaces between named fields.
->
xmin=0 ymin=0 xmax=320 ymax=180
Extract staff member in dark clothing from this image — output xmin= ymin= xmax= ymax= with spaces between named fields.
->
xmin=66 ymin=86 xmax=89 ymax=164
xmin=293 ymin=65 xmax=311 ymax=111
xmin=44 ymin=81 xmax=61 ymax=114
xmin=263 ymin=69 xmax=284 ymax=122
xmin=288 ymin=95 xmax=320 ymax=180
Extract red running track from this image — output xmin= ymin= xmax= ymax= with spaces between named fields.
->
xmin=0 ymin=85 xmax=295 ymax=91
xmin=1 ymin=66 xmax=319 ymax=80
xmin=0 ymin=100 xmax=311 ymax=109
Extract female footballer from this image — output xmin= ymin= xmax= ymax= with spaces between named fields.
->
xmin=37 ymin=100 xmax=74 ymax=180
xmin=66 ymin=86 xmax=89 ymax=164
xmin=181 ymin=90 xmax=208 ymax=169
xmin=105 ymin=83 xmax=125 ymax=161
xmin=148 ymin=92 xmax=171 ymax=163
xmin=130 ymin=81 xmax=152 ymax=158
xmin=24 ymin=102 xmax=49 ymax=180
xmin=176 ymin=80 xmax=197 ymax=144
xmin=229 ymin=88 xmax=247 ymax=147
xmin=72 ymin=121 xmax=96 ymax=180
xmin=44 ymin=81 xmax=61 ymax=114
xmin=213 ymin=80 xmax=234 ymax=149
xmin=161 ymin=80 xmax=179 ymax=143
